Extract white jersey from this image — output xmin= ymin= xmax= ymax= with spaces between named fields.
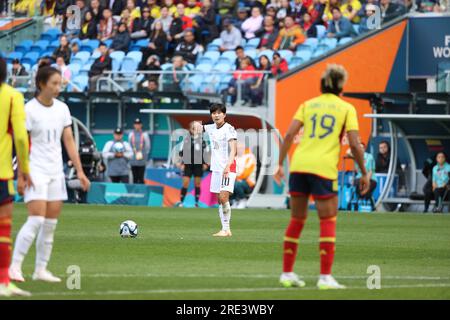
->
xmin=204 ymin=122 xmax=237 ymax=173
xmin=26 ymin=98 xmax=72 ymax=176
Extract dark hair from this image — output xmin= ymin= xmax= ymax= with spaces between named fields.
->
xmin=273 ymin=52 xmax=281 ymax=59
xmin=209 ymin=103 xmax=226 ymax=114
xmin=35 ymin=66 xmax=61 ymax=92
xmin=99 ymin=42 xmax=107 ymax=47
xmin=0 ymin=58 xmax=6 ymax=85
xmin=379 ymin=140 xmax=390 ymax=151
xmin=235 ymin=46 xmax=244 ymax=52
xmin=149 ymin=79 xmax=158 ymax=84
xmin=436 ymin=151 xmax=448 ymax=161
xmin=331 ymin=6 xmax=341 ymax=13
xmin=320 ymin=64 xmax=348 ymax=95
xmin=259 ymin=55 xmax=271 ymax=69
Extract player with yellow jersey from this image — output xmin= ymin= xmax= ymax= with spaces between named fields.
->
xmin=0 ymin=58 xmax=33 ymax=297
xmin=274 ymin=64 xmax=370 ymax=290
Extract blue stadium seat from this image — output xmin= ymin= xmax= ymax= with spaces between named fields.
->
xmin=30 ymin=40 xmax=50 ymax=53
xmin=68 ymin=64 xmax=82 ymax=77
xmin=312 ymin=49 xmax=326 ymax=58
xmin=289 ymin=56 xmax=304 ymax=68
xmin=22 ymin=63 xmax=31 ymax=72
xmin=47 ymin=39 xmax=60 ymax=52
xmin=200 ymin=74 xmax=220 ymax=93
xmin=244 ymin=49 xmax=257 ymax=60
xmin=71 ymin=51 xmax=91 ymax=66
xmin=316 ymin=25 xmax=327 ymax=39
xmin=183 ymin=74 xmax=204 ymax=92
xmin=6 ymin=52 xmax=23 ymax=63
xmin=110 ymin=51 xmax=126 ymax=71
xmin=91 ymin=50 xmax=101 ymax=60
xmin=22 ymin=52 xmax=40 ymax=66
xmin=72 ymin=75 xmax=89 ymax=91
xmin=161 ymin=63 xmax=172 ymax=71
xmin=218 ymin=50 xmax=236 ymax=65
xmin=80 ymin=39 xmax=100 ymax=53
xmin=79 ymin=64 xmax=92 ymax=76
xmin=241 ymin=38 xmax=247 ymax=46
xmin=353 ymin=24 xmax=360 ymax=35
xmin=130 ymin=39 xmax=149 ymax=51
xmin=195 ymin=63 xmax=213 ymax=73
xmin=295 ymin=50 xmax=312 ymax=61
xmin=197 ymin=51 xmax=220 ymax=65
xmin=258 ymin=49 xmax=274 ymax=60
xmin=278 ymin=50 xmax=293 ymax=63
xmin=207 ymin=38 xmax=222 ymax=51
xmin=339 ymin=37 xmax=353 ymax=46
xmin=126 ymin=51 xmax=143 ymax=63
xmin=120 ymin=57 xmax=138 ymax=77
xmin=40 ymin=51 xmax=53 ymax=59
xmin=303 ymin=38 xmax=319 ymax=50
xmin=15 ymin=40 xmax=33 ymax=54
xmin=103 ymin=39 xmax=113 ymax=48
xmin=40 ymin=28 xmax=62 ymax=42
xmin=321 ymin=38 xmax=338 ymax=49
xmin=213 ymin=63 xmax=232 ymax=73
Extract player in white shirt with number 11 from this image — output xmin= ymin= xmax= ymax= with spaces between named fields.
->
xmin=195 ymin=104 xmax=237 ymax=237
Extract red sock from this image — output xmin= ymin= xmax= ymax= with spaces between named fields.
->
xmin=283 ymin=218 xmax=306 ymax=273
xmin=319 ymin=216 xmax=336 ymax=275
xmin=0 ymin=217 xmax=12 ymax=285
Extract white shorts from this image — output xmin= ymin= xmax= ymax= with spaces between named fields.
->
xmin=24 ymin=173 xmax=68 ymax=203
xmin=210 ymin=171 xmax=236 ymax=194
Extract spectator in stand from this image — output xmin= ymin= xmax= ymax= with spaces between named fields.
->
xmin=380 ymin=0 xmax=406 ymax=23
xmin=341 ymin=0 xmax=362 ymax=23
xmin=301 ymin=12 xmax=318 ymax=38
xmin=147 ymin=0 xmax=161 ymax=19
xmin=233 ymin=7 xmax=248 ymax=31
xmin=141 ymin=20 xmax=167 ymax=62
xmin=70 ymin=42 xmax=80 ymax=60
xmin=139 ymin=54 xmax=161 ymax=85
xmin=235 ymin=45 xmax=256 ymax=69
xmin=163 ymin=0 xmax=177 ymax=17
xmin=88 ymin=43 xmax=112 ymax=92
xmin=273 ymin=15 xmax=306 ymax=51
xmin=99 ymin=8 xmax=115 ymax=41
xmin=174 ymin=29 xmax=203 ymax=64
xmin=307 ymin=0 xmax=327 ymax=25
xmin=432 ymin=152 xmax=450 ymax=213
xmin=76 ymin=0 xmax=89 ymax=24
xmin=128 ymin=118 xmax=151 ymax=184
xmin=375 ymin=141 xmax=391 ymax=173
xmin=417 ymin=0 xmax=442 ymax=12
xmin=217 ymin=0 xmax=238 ymax=17
xmin=79 ymin=11 xmax=98 ymax=40
xmin=327 ymin=7 xmax=356 ymax=39
xmin=41 ymin=0 xmax=57 ymax=16
xmin=220 ymin=18 xmax=242 ymax=52
xmin=359 ymin=3 xmax=377 ymax=34
xmin=51 ymin=35 xmax=71 ymax=65
xmin=232 ymin=142 xmax=257 ymax=209
xmin=241 ymin=6 xmax=264 ymax=40
xmin=185 ymin=0 xmax=201 ymax=19
xmin=265 ymin=4 xmax=278 ymax=22
xmin=9 ymin=58 xmax=28 ymax=88
xmin=162 ymin=55 xmax=187 ymax=91
xmin=324 ymin=0 xmax=342 ymax=21
xmin=126 ymin=0 xmax=141 ymax=19
xmin=110 ymin=22 xmax=131 ymax=52
xmin=271 ymin=52 xmax=288 ymax=76
xmin=168 ymin=4 xmax=193 ymax=45
xmin=277 ymin=0 xmax=294 ymax=21
xmin=102 ymin=128 xmax=133 ymax=183
xmin=256 ymin=15 xmax=279 ymax=51
xmin=196 ymin=0 xmax=218 ymax=44
xmin=155 ymin=6 xmax=173 ymax=34
xmin=89 ymin=0 xmax=103 ymax=25
xmin=249 ymin=55 xmax=271 ymax=106
xmin=62 ymin=6 xmax=80 ymax=39
xmin=105 ymin=0 xmax=126 ymax=19
xmin=224 ymin=57 xmax=258 ymax=105
xmin=55 ymin=55 xmax=71 ymax=91
xmin=121 ymin=9 xmax=135 ymax=32
xmin=357 ymin=0 xmax=379 ymax=20
xmin=53 ymin=0 xmax=71 ymax=24
xmin=130 ymin=5 xmax=154 ymax=39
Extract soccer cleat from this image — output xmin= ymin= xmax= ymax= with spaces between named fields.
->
xmin=0 ymin=283 xmax=31 ymax=297
xmin=174 ymin=202 xmax=184 ymax=208
xmin=279 ymin=272 xmax=306 ymax=288
xmin=32 ymin=269 xmax=61 ymax=283
xmin=9 ymin=267 xmax=25 ymax=282
xmin=213 ymin=230 xmax=232 ymax=237
xmin=317 ymin=275 xmax=346 ymax=290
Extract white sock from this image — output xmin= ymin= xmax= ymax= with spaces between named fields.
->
xmin=35 ymin=219 xmax=58 ymax=272
xmin=218 ymin=205 xmax=224 ymax=230
xmin=11 ymin=216 xmax=45 ymax=270
xmin=222 ymin=202 xmax=231 ymax=231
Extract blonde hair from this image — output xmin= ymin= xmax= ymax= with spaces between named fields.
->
xmin=320 ymin=64 xmax=348 ymax=95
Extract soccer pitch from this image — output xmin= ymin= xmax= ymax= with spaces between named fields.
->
xmin=4 ymin=204 xmax=450 ymax=300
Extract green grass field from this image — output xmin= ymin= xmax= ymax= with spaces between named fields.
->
xmin=4 ymin=204 xmax=450 ymax=300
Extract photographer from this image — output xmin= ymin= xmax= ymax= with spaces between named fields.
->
xmin=102 ymin=128 xmax=133 ymax=183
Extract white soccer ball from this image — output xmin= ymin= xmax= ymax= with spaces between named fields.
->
xmin=113 ymin=142 xmax=125 ymax=153
xmin=119 ymin=220 xmax=138 ymax=238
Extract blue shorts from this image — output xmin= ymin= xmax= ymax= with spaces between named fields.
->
xmin=0 ymin=180 xmax=14 ymax=205
xmin=289 ymin=173 xmax=338 ymax=200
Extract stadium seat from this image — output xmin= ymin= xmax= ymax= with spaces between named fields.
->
xmin=303 ymin=38 xmax=319 ymax=50
xmin=195 ymin=63 xmax=213 ymax=73
xmin=207 ymin=38 xmax=222 ymax=51
xmin=22 ymin=52 xmax=40 ymax=66
xmin=80 ymin=40 xmax=97 ymax=53
xmin=241 ymin=38 xmax=247 ymax=46
xmin=126 ymin=51 xmax=143 ymax=63
xmin=316 ymin=25 xmax=327 ymax=39
xmin=213 ymin=63 xmax=232 ymax=73
xmin=244 ymin=49 xmax=257 ymax=60
xmin=40 ymin=28 xmax=62 ymax=42
xmin=321 ymin=38 xmax=338 ymax=49
xmin=258 ymin=49 xmax=274 ymax=60
xmin=6 ymin=52 xmax=23 ymax=63
xmin=289 ymin=56 xmax=304 ymax=68
xmin=120 ymin=57 xmax=138 ymax=77
xmin=71 ymin=51 xmax=91 ymax=66
xmin=30 ymin=40 xmax=50 ymax=53
xmin=72 ymin=75 xmax=89 ymax=91
xmin=40 ymin=51 xmax=53 ymax=59
xmin=339 ymin=37 xmax=353 ymax=46
xmin=130 ymin=39 xmax=149 ymax=51
xmin=183 ymin=74 xmax=204 ymax=92
xmin=79 ymin=63 xmax=92 ymax=76
xmin=200 ymin=74 xmax=220 ymax=93
xmin=68 ymin=64 xmax=82 ymax=77
xmin=197 ymin=51 xmax=220 ymax=65
xmin=161 ymin=63 xmax=172 ymax=71
xmin=353 ymin=24 xmax=360 ymax=35
xmin=218 ymin=50 xmax=236 ymax=65
xmin=47 ymin=39 xmax=60 ymax=52
xmin=295 ymin=50 xmax=312 ymax=61
xmin=312 ymin=49 xmax=326 ymax=59
xmin=244 ymin=38 xmax=260 ymax=50
xmin=22 ymin=63 xmax=31 ymax=72
xmin=91 ymin=50 xmax=101 ymax=60
xmin=15 ymin=40 xmax=33 ymax=54
xmin=278 ymin=50 xmax=293 ymax=63
xmin=104 ymin=39 xmax=113 ymax=48
xmin=110 ymin=51 xmax=126 ymax=71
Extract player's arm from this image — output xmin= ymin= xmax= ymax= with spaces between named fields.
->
xmin=347 ymin=130 xmax=369 ymax=195
xmin=274 ymin=119 xmax=303 ymax=184
xmin=223 ymin=138 xmax=237 ymax=177
xmin=62 ymin=126 xmax=91 ymax=191
xmin=123 ymin=142 xmax=134 ymax=160
xmin=102 ymin=141 xmax=115 ymax=159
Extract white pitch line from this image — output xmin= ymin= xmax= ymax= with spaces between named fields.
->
xmin=28 ymin=283 xmax=450 ymax=297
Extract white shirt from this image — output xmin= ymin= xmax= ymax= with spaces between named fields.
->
xmin=26 ymin=98 xmax=72 ymax=176
xmin=204 ymin=122 xmax=237 ymax=172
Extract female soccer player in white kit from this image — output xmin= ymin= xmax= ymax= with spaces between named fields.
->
xmin=9 ymin=66 xmax=90 ymax=282
xmin=198 ymin=103 xmax=237 ymax=237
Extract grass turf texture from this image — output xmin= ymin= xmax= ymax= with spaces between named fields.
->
xmin=3 ymin=203 xmax=450 ymax=300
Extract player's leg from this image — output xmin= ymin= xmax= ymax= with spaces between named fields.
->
xmin=177 ymin=176 xmax=191 ymax=207
xmin=32 ymin=200 xmax=62 ymax=282
xmin=210 ymin=172 xmax=228 ymax=236
xmin=213 ymin=173 xmax=236 ymax=237
xmin=194 ymin=176 xmax=202 ymax=207
xmin=433 ymin=187 xmax=445 ymax=212
xmin=280 ymin=195 xmax=308 ymax=288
